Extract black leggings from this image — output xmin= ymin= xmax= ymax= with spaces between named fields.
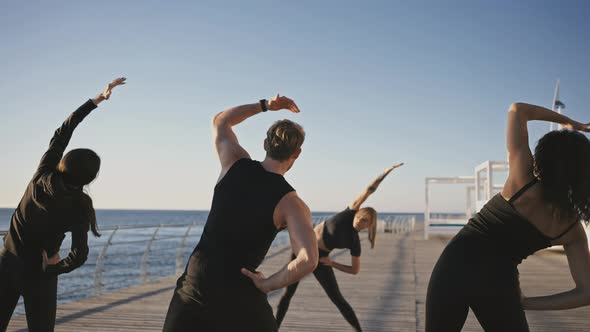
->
xmin=0 ymin=249 xmax=58 ymax=332
xmin=275 ymin=251 xmax=362 ymax=331
xmin=425 ymin=237 xmax=529 ymax=332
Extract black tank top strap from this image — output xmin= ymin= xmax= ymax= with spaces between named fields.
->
xmin=549 ymin=221 xmax=580 ymax=241
xmin=508 ymin=178 xmax=538 ymax=205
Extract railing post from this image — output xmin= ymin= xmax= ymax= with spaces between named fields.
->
xmin=175 ymin=223 xmax=194 ymax=275
xmin=425 ymin=178 xmax=430 ymax=239
xmin=94 ymin=226 xmax=119 ymax=294
xmin=140 ymin=225 xmax=161 ymax=283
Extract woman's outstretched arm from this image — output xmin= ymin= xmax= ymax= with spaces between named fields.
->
xmin=35 ymin=77 xmax=126 ymax=177
xmin=320 ymin=255 xmax=360 ymax=275
xmin=504 ymin=103 xmax=589 ymax=194
xmin=348 ymin=163 xmax=404 ymax=211
xmin=522 ymin=223 xmax=590 ymax=310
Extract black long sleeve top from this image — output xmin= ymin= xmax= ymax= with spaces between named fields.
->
xmin=3 ymin=99 xmax=97 ymax=277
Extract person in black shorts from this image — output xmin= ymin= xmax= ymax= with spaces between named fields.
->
xmin=0 ymin=77 xmax=126 ymax=332
xmin=426 ymin=103 xmax=590 ymax=331
xmin=162 ymin=95 xmax=318 ymax=332
xmin=275 ymin=163 xmax=403 ymax=331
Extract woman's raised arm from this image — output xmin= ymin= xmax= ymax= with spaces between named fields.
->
xmin=35 ymin=77 xmax=126 ymax=177
xmin=348 ymin=163 xmax=403 ymax=211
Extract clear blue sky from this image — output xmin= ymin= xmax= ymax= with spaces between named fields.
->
xmin=1 ymin=1 xmax=589 ymax=212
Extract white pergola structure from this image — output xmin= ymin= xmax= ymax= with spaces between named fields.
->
xmin=424 ymin=176 xmax=475 ymax=239
xmin=425 ymin=160 xmax=510 ymax=240
xmin=474 ymin=160 xmax=509 ymax=212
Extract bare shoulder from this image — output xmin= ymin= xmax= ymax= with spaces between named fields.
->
xmin=501 ymin=172 xmax=536 ymax=201
xmin=277 ymin=192 xmax=310 ymax=214
xmin=273 ymin=192 xmax=311 ymax=229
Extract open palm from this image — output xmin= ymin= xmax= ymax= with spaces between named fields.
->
xmin=267 ymin=94 xmax=300 ymax=113
xmin=101 ymin=77 xmax=127 ymax=100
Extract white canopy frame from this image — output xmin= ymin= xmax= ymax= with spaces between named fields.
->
xmin=424 ymin=176 xmax=475 ymax=239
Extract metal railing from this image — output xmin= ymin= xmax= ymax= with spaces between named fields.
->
xmin=0 ymin=223 xmax=207 ymax=301
xmin=0 ymin=213 xmax=416 ymax=303
xmin=380 ymin=215 xmax=416 ymax=234
xmin=89 ymin=223 xmax=201 ymax=294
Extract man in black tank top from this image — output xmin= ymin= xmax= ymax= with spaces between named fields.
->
xmin=163 ymin=95 xmax=318 ymax=332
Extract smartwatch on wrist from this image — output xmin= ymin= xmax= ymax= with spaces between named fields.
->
xmin=260 ymin=99 xmax=268 ymax=112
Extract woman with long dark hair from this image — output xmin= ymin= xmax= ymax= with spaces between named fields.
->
xmin=0 ymin=77 xmax=126 ymax=332
xmin=426 ymin=102 xmax=590 ymax=331
xmin=275 ymin=163 xmax=403 ymax=331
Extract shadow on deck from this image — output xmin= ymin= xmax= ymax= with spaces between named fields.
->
xmin=7 ymin=226 xmax=590 ymax=331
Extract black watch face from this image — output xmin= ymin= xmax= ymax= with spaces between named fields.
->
xmin=260 ymin=99 xmax=268 ymax=112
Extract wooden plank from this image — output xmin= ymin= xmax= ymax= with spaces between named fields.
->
xmin=267 ymin=233 xmax=416 ymax=332
xmin=7 ymin=223 xmax=590 ymax=331
xmin=6 ymin=233 xmax=416 ymax=331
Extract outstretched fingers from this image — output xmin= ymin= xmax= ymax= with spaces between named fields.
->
xmin=391 ymin=162 xmax=404 ymax=170
xmin=385 ymin=162 xmax=404 ymax=174
xmin=109 ymin=77 xmax=127 ymax=87
xmin=241 ymin=268 xmax=264 ymax=280
xmin=284 ymin=97 xmax=301 ymax=113
xmin=102 ymin=77 xmax=127 ymax=100
xmin=268 ymin=93 xmax=301 ymax=113
xmin=107 ymin=77 xmax=127 ymax=93
xmin=241 ymin=268 xmax=256 ymax=280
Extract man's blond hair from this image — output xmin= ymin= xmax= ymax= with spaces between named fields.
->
xmin=266 ymin=119 xmax=305 ymax=161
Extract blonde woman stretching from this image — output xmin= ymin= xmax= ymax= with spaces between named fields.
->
xmin=275 ymin=163 xmax=403 ymax=331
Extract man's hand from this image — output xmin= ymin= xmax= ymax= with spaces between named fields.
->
xmin=241 ymin=268 xmax=272 ymax=293
xmin=267 ymin=94 xmax=300 ymax=113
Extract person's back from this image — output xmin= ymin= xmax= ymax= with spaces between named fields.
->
xmin=426 ymin=102 xmax=590 ymax=332
xmin=192 ymin=158 xmax=294 ymax=289
xmin=5 ymin=169 xmax=91 ymax=267
xmin=458 ymin=190 xmax=553 ymax=265
xmin=163 ymin=95 xmax=318 ymax=332
xmin=0 ymin=77 xmax=126 ymax=332
xmin=321 ymin=208 xmax=360 ymax=254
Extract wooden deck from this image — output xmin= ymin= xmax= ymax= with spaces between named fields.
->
xmin=7 ymin=224 xmax=590 ymax=331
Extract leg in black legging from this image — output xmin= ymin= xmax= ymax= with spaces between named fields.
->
xmin=313 ymin=263 xmax=362 ymax=332
xmin=275 ymin=280 xmax=300 ymax=327
xmin=275 ymin=254 xmax=300 ymax=327
xmin=163 ymin=273 xmax=214 ymax=332
xmin=0 ymin=285 xmax=19 ymax=332
xmin=0 ymin=253 xmax=22 ymax=332
xmin=470 ymin=291 xmax=529 ymax=332
xmin=22 ymin=275 xmax=58 ymax=332
xmin=425 ymin=237 xmax=475 ymax=332
xmin=425 ymin=280 xmax=469 ymax=332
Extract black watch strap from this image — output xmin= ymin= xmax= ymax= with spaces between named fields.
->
xmin=260 ymin=99 xmax=268 ymax=112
